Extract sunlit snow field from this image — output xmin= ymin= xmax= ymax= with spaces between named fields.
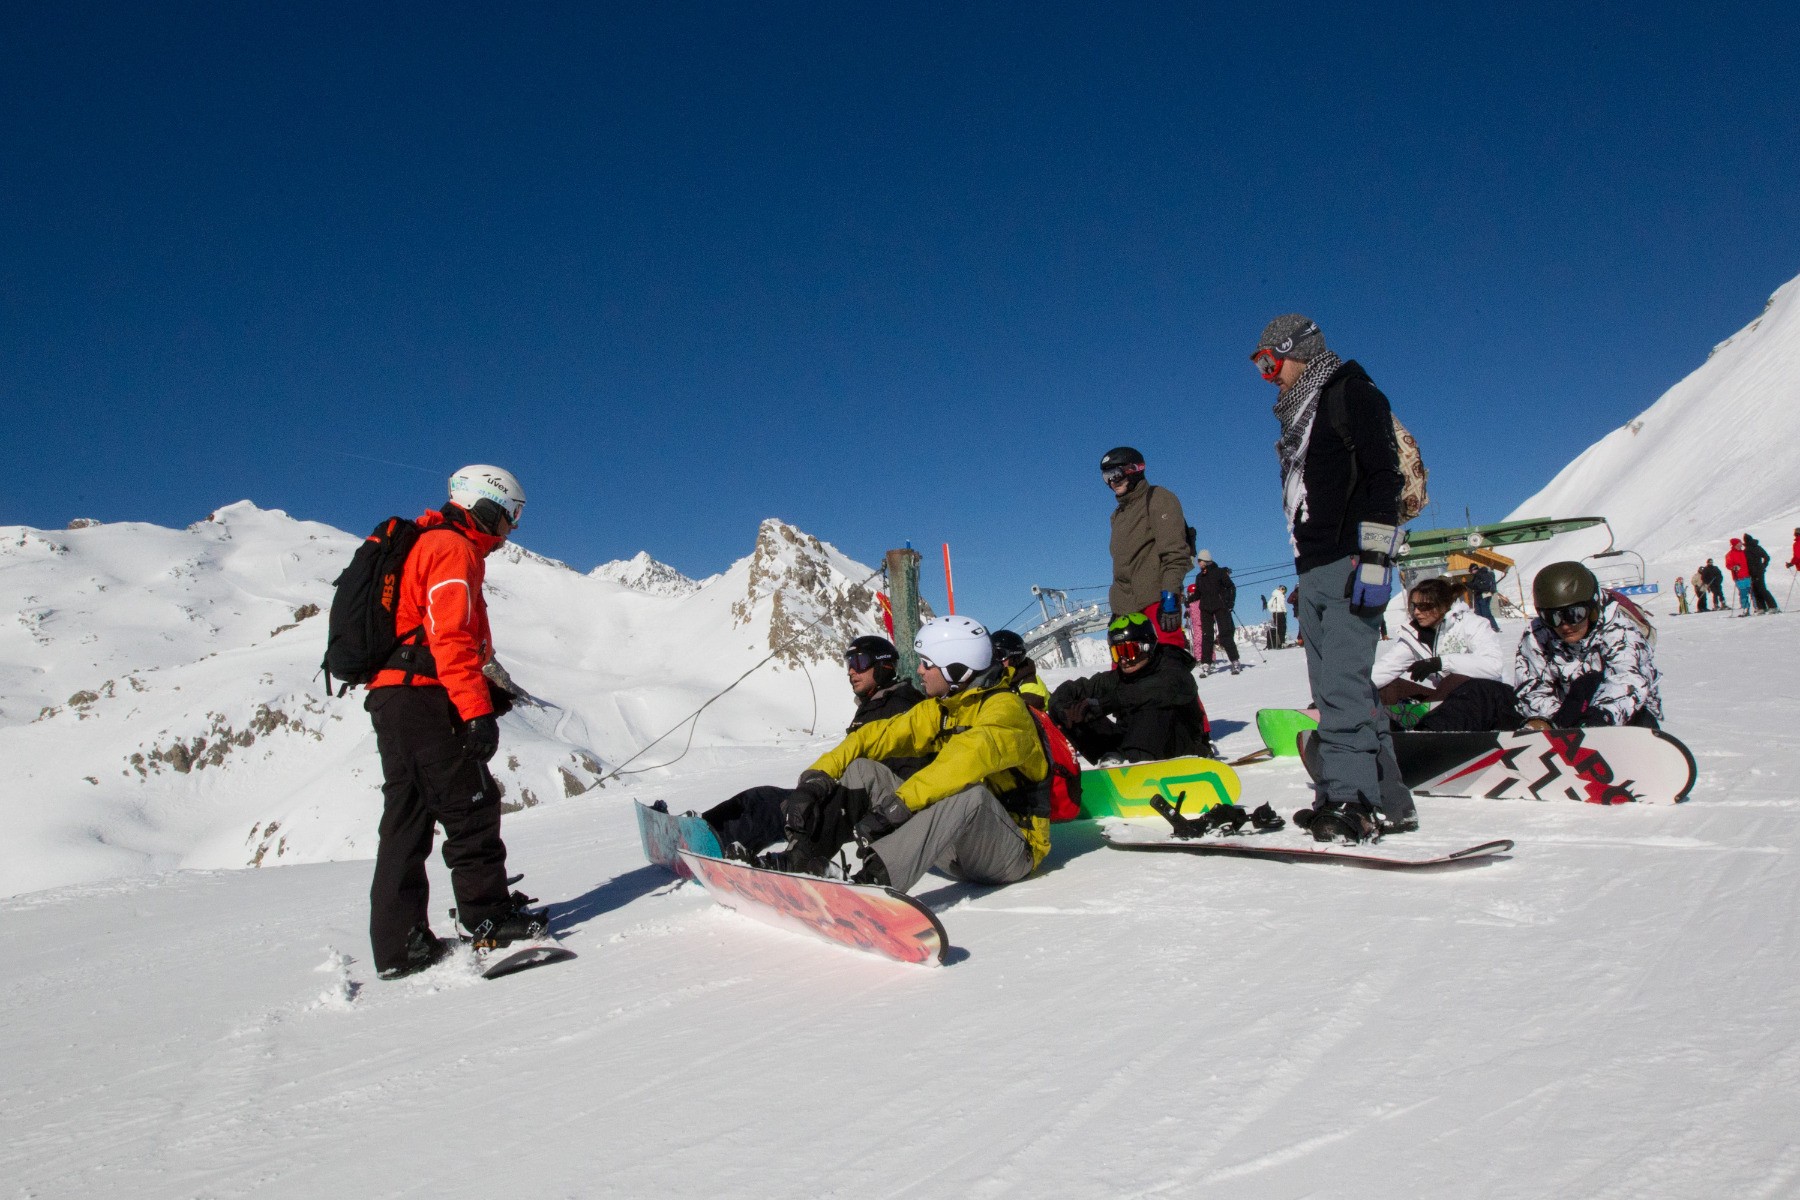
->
xmin=4 ymin=607 xmax=1796 ymax=1199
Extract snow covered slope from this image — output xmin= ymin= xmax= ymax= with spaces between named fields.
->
xmin=1505 ymin=272 xmax=1800 ymax=591
xmin=591 ymin=550 xmax=705 ymax=597
xmin=4 ymin=617 xmax=1796 ymax=1198
xmin=0 ymin=506 xmax=883 ymax=896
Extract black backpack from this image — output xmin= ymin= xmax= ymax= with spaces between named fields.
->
xmin=321 ymin=517 xmax=458 ymax=694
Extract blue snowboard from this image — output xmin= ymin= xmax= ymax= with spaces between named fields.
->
xmin=635 ymin=800 xmax=724 ymax=878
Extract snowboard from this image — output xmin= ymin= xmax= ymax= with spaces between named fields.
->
xmin=636 ymin=799 xmax=725 ymax=877
xmin=439 ymin=927 xmax=576 ymax=980
xmin=1301 ymin=727 xmax=1699 ymax=805
xmin=1255 ymin=707 xmax=1318 ymax=757
xmin=676 ymin=849 xmax=948 ymax=966
xmin=1106 ymin=834 xmax=1514 ymax=871
xmin=1077 ymin=756 xmax=1242 ymax=820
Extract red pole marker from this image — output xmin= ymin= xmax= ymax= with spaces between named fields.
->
xmin=942 ymin=543 xmax=955 ymax=615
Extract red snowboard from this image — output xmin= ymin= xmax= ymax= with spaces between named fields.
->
xmin=677 ymin=850 xmax=948 ymax=966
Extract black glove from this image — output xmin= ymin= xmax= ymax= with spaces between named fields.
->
xmin=462 ymin=714 xmax=500 ymax=762
xmin=853 ymin=792 xmax=911 ymax=843
xmin=1057 ymin=697 xmax=1095 ymax=727
xmin=794 ymin=769 xmax=836 ymax=803
xmin=1578 ymin=707 xmax=1615 ymax=728
xmin=1406 ymin=656 xmax=1442 ymax=681
xmin=1157 ymin=591 xmax=1182 ymax=632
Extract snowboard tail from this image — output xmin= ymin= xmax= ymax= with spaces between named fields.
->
xmin=1077 ymin=756 xmax=1242 ymax=819
xmin=636 ymin=800 xmax=725 ymax=877
xmin=1255 ymin=708 xmax=1318 ymax=757
xmin=1376 ymin=728 xmax=1698 ymax=805
xmin=677 ymin=850 xmax=947 ymax=965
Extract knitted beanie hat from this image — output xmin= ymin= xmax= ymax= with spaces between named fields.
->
xmin=1255 ymin=314 xmax=1326 ymax=362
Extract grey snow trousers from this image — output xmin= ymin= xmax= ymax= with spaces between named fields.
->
xmin=1295 ymin=555 xmax=1416 ymax=821
xmin=841 ymin=759 xmax=1033 ymax=894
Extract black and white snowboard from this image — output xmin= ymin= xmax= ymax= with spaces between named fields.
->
xmin=1378 ymin=727 xmax=1698 ymax=804
xmin=1106 ymin=834 xmax=1514 ymax=871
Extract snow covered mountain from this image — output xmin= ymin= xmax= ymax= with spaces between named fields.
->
xmin=0 ymin=505 xmax=886 ymax=897
xmin=590 ymin=550 xmax=703 ymax=597
xmin=1504 ymin=271 xmax=1800 ymax=593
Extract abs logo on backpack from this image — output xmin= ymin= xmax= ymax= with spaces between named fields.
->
xmin=321 ymin=517 xmax=430 ymax=694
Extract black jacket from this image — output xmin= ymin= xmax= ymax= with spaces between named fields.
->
xmin=1048 ymin=647 xmax=1209 ymax=762
xmin=1745 ymin=535 xmax=1771 ymax=574
xmin=848 ymin=679 xmax=931 ymax=779
xmin=1189 ymin=562 xmax=1236 ymax=612
xmin=1293 ymin=361 xmax=1403 ymax=572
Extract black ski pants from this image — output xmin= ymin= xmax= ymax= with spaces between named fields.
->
xmin=1269 ymin=612 xmax=1287 ymax=649
xmin=1750 ymin=568 xmax=1780 ymax=613
xmin=366 ymin=686 xmax=512 ymax=973
xmin=703 ymin=785 xmax=793 ymax=854
xmin=1198 ymin=608 xmax=1239 ymax=665
xmin=1414 ymin=679 xmax=1522 ymax=733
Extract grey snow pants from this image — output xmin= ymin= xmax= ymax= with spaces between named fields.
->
xmin=841 ymin=758 xmax=1033 ymax=894
xmin=1295 ymin=555 xmax=1416 ymax=821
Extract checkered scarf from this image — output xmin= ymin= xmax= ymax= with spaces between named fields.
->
xmin=1273 ymin=350 xmax=1342 ymax=531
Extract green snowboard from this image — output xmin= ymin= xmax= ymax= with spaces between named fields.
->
xmin=1255 ymin=708 xmax=1318 ymax=757
xmin=1077 ymin=756 xmax=1242 ymax=820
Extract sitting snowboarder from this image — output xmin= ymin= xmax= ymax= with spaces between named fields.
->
xmin=1372 ymin=577 xmax=1518 ymax=732
xmin=1515 ymin=562 xmax=1664 ymax=730
xmin=703 ymin=635 xmax=930 ymax=856
xmin=748 ymin=616 xmax=1050 ymax=893
xmin=990 ymin=629 xmax=1051 ymax=710
xmin=1048 ymin=612 xmax=1213 ymax=765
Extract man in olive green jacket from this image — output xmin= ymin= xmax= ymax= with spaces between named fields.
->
xmin=786 ymin=616 xmax=1050 ymax=893
xmin=1102 ymin=446 xmax=1193 ymax=649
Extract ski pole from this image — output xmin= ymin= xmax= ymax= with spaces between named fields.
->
xmin=1786 ymin=569 xmax=1796 ymax=610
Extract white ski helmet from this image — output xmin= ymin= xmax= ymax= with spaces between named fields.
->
xmin=914 ymin=615 xmax=993 ymax=688
xmin=448 ymin=464 xmax=526 ymax=529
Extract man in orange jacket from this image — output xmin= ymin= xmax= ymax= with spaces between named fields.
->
xmin=365 ymin=464 xmax=545 ymax=979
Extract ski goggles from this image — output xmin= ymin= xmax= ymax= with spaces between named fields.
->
xmin=1251 ymin=348 xmax=1284 ymax=381
xmin=1544 ymin=603 xmax=1594 ymax=628
xmin=1102 ymin=464 xmax=1144 ymax=486
xmin=1108 ymin=638 xmax=1152 ymax=667
xmin=845 ymin=650 xmax=891 ymax=672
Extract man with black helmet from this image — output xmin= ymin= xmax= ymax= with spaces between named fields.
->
xmin=1516 ymin=561 xmax=1663 ymax=729
xmin=1048 ymin=612 xmax=1213 ymax=765
xmin=1101 ymin=446 xmax=1194 ymax=649
xmin=990 ymin=629 xmax=1050 ymax=710
xmin=363 ymin=464 xmax=547 ymax=979
xmin=1254 ymin=314 xmax=1416 ymax=843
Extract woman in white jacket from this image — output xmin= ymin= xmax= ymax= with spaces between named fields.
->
xmin=1374 ymin=577 xmax=1519 ymax=731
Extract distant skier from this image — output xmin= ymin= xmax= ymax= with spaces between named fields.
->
xmin=1254 ymin=313 xmax=1416 ymax=842
xmin=1468 ymin=564 xmax=1500 ymax=630
xmin=361 ymin=465 xmax=546 ymax=979
xmin=704 ymin=634 xmax=930 ymax=856
xmin=1516 ymin=562 xmax=1663 ymax=730
xmin=1673 ymin=576 xmax=1689 ymax=615
xmin=1725 ymin=539 xmax=1753 ymax=616
xmin=1788 ymin=529 xmax=1800 ymax=572
xmin=1372 ymin=577 xmax=1516 ymax=732
xmin=1101 ymin=446 xmax=1194 ymax=650
xmin=1265 ymin=584 xmax=1289 ymax=648
xmin=1743 ymin=533 xmax=1780 ymax=614
xmin=1049 ymin=613 xmax=1214 ymax=765
xmin=1700 ymin=559 xmax=1727 ymax=612
xmin=760 ymin=616 xmax=1050 ymax=893
xmin=1186 ymin=551 xmax=1241 ymax=676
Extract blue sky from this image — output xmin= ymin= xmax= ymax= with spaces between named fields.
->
xmin=6 ymin=2 xmax=1798 ymax=629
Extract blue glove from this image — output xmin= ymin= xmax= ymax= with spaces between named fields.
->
xmin=1347 ymin=522 xmax=1399 ymax=616
xmin=1157 ymin=590 xmax=1182 ymax=633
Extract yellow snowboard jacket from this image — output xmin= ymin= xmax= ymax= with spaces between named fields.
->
xmin=810 ymin=682 xmax=1052 ymax=867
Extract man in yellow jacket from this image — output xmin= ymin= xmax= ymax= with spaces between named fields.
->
xmin=781 ymin=615 xmax=1051 ymax=893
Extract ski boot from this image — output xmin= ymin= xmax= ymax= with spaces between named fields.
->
xmin=378 ymin=924 xmax=453 ymax=980
xmin=1375 ymin=809 xmax=1420 ymax=836
xmin=1229 ymin=661 xmax=1242 ymax=676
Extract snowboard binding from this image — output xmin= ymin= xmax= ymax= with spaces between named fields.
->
xmin=1151 ymin=794 xmax=1285 ymax=840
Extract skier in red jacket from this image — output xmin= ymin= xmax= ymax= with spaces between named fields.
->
xmin=365 ymin=465 xmax=546 ymax=979
xmin=1725 ymin=539 xmax=1752 ymax=616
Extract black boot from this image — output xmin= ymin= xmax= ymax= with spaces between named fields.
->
xmin=850 ymin=848 xmax=891 ymax=888
xmin=462 ymin=892 xmax=551 ymax=949
xmin=757 ymin=841 xmax=834 ymax=877
xmin=378 ymin=924 xmax=452 ymax=980
xmin=1305 ymin=799 xmax=1380 ymax=844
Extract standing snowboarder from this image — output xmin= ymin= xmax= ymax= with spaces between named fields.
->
xmin=1186 ymin=551 xmax=1241 ymax=676
xmin=1254 ymin=314 xmax=1416 ymax=842
xmin=1101 ymin=446 xmax=1194 ymax=650
xmin=361 ymin=465 xmax=546 ymax=979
